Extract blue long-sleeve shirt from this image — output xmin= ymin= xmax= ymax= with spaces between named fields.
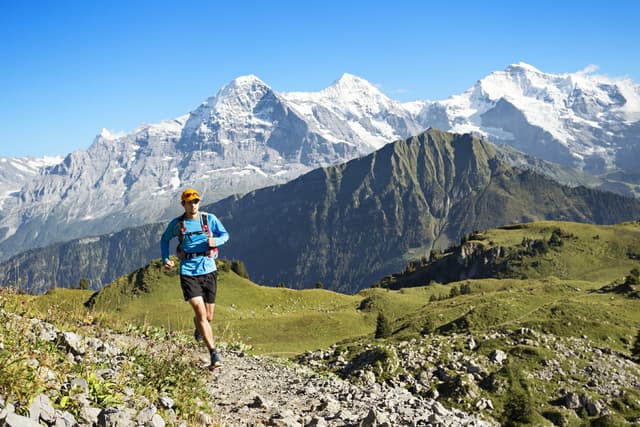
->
xmin=160 ymin=212 xmax=229 ymax=276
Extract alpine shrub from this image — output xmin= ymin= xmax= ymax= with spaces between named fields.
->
xmin=632 ymin=329 xmax=640 ymax=361
xmin=375 ymin=312 xmax=392 ymax=339
xmin=230 ymin=260 xmax=249 ymax=279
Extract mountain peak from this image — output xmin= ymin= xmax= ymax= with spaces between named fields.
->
xmin=98 ymin=128 xmax=126 ymax=141
xmin=201 ymin=74 xmax=275 ymax=119
xmin=505 ymin=62 xmax=544 ymax=75
xmin=217 ymin=74 xmax=270 ymax=99
xmin=229 ymin=74 xmax=267 ymax=87
xmin=326 ymin=73 xmax=383 ymax=96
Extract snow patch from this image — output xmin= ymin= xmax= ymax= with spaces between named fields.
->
xmin=100 ymin=128 xmax=127 ymax=140
xmin=170 ymin=168 xmax=181 ymax=189
xmin=79 ymin=236 xmax=100 ymax=244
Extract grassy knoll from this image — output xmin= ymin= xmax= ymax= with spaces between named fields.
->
xmin=58 ymin=259 xmax=374 ymax=355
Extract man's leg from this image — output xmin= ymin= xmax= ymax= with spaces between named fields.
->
xmin=205 ymin=302 xmax=216 ymax=322
xmin=189 ymin=296 xmax=215 ymax=351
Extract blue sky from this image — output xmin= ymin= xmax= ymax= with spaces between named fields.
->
xmin=2 ymin=0 xmax=639 ymax=158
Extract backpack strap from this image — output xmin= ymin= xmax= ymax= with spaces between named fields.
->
xmin=177 ymin=213 xmax=210 ymax=246
xmin=177 ymin=213 xmax=187 ymax=244
xmin=201 ymin=212 xmax=210 ymax=236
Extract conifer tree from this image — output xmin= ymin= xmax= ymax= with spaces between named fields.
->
xmin=375 ymin=312 xmax=392 ymax=339
xmin=230 ymin=260 xmax=249 ymax=279
xmin=78 ymin=278 xmax=89 ymax=290
xmin=632 ymin=329 xmax=640 ymax=361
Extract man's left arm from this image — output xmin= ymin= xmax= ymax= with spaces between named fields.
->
xmin=209 ymin=213 xmax=229 ymax=247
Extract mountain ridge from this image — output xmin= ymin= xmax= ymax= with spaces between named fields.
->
xmin=1 ymin=63 xmax=639 ymax=263
xmin=4 ymin=129 xmax=640 ymax=295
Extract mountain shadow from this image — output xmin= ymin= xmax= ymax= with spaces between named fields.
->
xmin=2 ymin=129 xmax=640 ymax=295
xmin=212 ymin=129 xmax=640 ymax=293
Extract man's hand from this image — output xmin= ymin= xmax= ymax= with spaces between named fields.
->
xmin=164 ymin=259 xmax=175 ymax=269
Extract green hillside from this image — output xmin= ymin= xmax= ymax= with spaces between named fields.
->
xmin=80 ymin=259 xmax=374 ymax=355
xmin=24 ymin=221 xmax=640 ymax=356
xmin=10 ymin=220 xmax=640 ymax=425
xmin=378 ymin=220 xmax=640 ymax=288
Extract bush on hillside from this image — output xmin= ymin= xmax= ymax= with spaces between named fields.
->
xmin=502 ymin=390 xmax=535 ymax=426
xmin=421 ymin=317 xmax=436 ymax=335
xmin=632 ymin=329 xmax=640 ymax=361
xmin=375 ymin=312 xmax=392 ymax=339
xmin=460 ymin=283 xmax=472 ymax=295
xmin=230 ymin=260 xmax=249 ymax=279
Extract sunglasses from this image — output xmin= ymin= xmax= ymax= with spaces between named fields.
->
xmin=183 ymin=192 xmax=198 ymax=198
xmin=183 ymin=199 xmax=200 ymax=204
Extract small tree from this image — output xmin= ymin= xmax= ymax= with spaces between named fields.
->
xmin=375 ymin=312 xmax=392 ymax=339
xmin=230 ymin=260 xmax=249 ymax=279
xmin=78 ymin=278 xmax=90 ymax=290
xmin=315 ymin=281 xmax=324 ymax=289
xmin=421 ymin=317 xmax=436 ymax=335
xmin=632 ymin=329 xmax=640 ymax=361
xmin=218 ymin=260 xmax=231 ymax=272
xmin=449 ymin=286 xmax=460 ymax=298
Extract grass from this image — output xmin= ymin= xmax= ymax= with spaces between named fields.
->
xmin=0 ymin=286 xmax=213 ymax=424
xmin=77 ymin=259 xmax=375 ymax=355
xmin=4 ymin=220 xmax=640 ymax=425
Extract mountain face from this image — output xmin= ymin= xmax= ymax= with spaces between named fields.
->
xmin=413 ymin=63 xmax=640 ymax=174
xmin=4 ymin=129 xmax=640 ymax=295
xmin=0 ymin=155 xmax=62 ymax=211
xmin=0 ymin=64 xmax=639 ymax=262
xmin=0 ymin=74 xmax=419 ymax=261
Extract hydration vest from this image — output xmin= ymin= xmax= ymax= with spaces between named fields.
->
xmin=176 ymin=212 xmax=218 ymax=260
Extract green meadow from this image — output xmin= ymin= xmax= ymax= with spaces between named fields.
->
xmin=21 ymin=220 xmax=640 ymax=356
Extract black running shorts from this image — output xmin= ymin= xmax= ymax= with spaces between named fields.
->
xmin=180 ymin=271 xmax=217 ymax=303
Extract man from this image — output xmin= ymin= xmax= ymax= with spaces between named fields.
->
xmin=160 ymin=188 xmax=229 ymax=371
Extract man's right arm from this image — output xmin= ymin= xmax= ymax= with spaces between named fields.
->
xmin=160 ymin=219 xmax=177 ymax=268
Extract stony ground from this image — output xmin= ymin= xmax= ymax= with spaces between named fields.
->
xmin=9 ymin=307 xmax=640 ymax=426
xmin=0 ymin=307 xmax=494 ymax=427
xmin=200 ymin=348 xmax=495 ymax=426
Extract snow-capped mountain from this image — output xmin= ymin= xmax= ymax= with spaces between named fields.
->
xmin=0 ymin=74 xmax=416 ymax=261
xmin=0 ymin=63 xmax=638 ymax=262
xmin=285 ymin=73 xmax=424 ymax=150
xmin=415 ymin=62 xmax=640 ymax=174
xmin=0 ymin=155 xmax=63 ymax=209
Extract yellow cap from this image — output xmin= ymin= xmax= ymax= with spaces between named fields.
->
xmin=181 ymin=188 xmax=201 ymax=202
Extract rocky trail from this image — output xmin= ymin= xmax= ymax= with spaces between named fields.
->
xmin=200 ymin=349 xmax=494 ymax=426
xmin=5 ymin=304 xmax=640 ymax=426
xmin=0 ymin=309 xmax=494 ymax=427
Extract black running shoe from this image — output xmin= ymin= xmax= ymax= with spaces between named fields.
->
xmin=208 ymin=349 xmax=222 ymax=371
